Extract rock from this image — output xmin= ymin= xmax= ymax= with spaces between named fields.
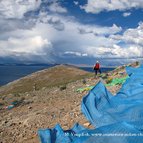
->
xmin=24 ymin=100 xmax=33 ymax=105
xmin=4 ymin=120 xmax=8 ymax=124
xmin=19 ymin=122 xmax=22 ymax=125
xmin=51 ymin=114 xmax=56 ymax=119
xmin=83 ymin=122 xmax=91 ymax=127
xmin=9 ymin=122 xmax=16 ymax=126
xmin=28 ymin=106 xmax=32 ymax=109
xmin=82 ymin=79 xmax=86 ymax=84
xmin=69 ymin=112 xmax=74 ymax=117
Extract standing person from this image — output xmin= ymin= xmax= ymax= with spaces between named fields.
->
xmin=93 ymin=61 xmax=101 ymax=76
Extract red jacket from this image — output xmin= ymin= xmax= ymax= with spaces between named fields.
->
xmin=94 ymin=63 xmax=100 ymax=69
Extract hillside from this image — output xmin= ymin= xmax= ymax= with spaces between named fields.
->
xmin=0 ymin=65 xmax=91 ymax=96
xmin=0 ymin=62 xmax=139 ymax=143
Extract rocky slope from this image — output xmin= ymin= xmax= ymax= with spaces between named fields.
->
xmin=0 ymin=62 xmax=139 ymax=143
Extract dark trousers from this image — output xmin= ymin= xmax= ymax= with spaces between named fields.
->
xmin=94 ymin=68 xmax=101 ymax=75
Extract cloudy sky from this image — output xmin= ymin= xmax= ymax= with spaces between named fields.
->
xmin=0 ymin=0 xmax=143 ymax=66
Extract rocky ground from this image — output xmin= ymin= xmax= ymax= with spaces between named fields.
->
xmin=0 ymin=62 xmax=139 ymax=143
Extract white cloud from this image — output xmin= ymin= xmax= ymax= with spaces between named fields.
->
xmin=78 ymin=24 xmax=122 ymax=36
xmin=64 ymin=51 xmax=88 ymax=57
xmin=123 ymin=23 xmax=143 ymax=46
xmin=0 ymin=35 xmax=52 ymax=57
xmin=74 ymin=1 xmax=79 ymax=6
xmin=48 ymin=2 xmax=67 ymax=13
xmin=0 ymin=4 xmax=143 ymax=64
xmin=86 ymin=44 xmax=142 ymax=58
xmin=110 ymin=22 xmax=143 ymax=46
xmin=0 ymin=13 xmax=121 ymax=61
xmin=81 ymin=0 xmax=143 ymax=13
xmin=48 ymin=17 xmax=65 ymax=31
xmin=123 ymin=12 xmax=131 ymax=17
xmin=0 ymin=0 xmax=41 ymax=19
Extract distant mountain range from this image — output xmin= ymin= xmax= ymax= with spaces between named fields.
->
xmin=0 ymin=63 xmax=58 ymax=66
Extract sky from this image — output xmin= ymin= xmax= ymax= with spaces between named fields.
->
xmin=0 ymin=0 xmax=143 ymax=66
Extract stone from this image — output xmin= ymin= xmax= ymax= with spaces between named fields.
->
xmin=83 ymin=122 xmax=91 ymax=127
xmin=28 ymin=106 xmax=32 ymax=109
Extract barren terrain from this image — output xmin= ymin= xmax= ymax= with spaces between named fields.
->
xmin=0 ymin=63 xmax=138 ymax=143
